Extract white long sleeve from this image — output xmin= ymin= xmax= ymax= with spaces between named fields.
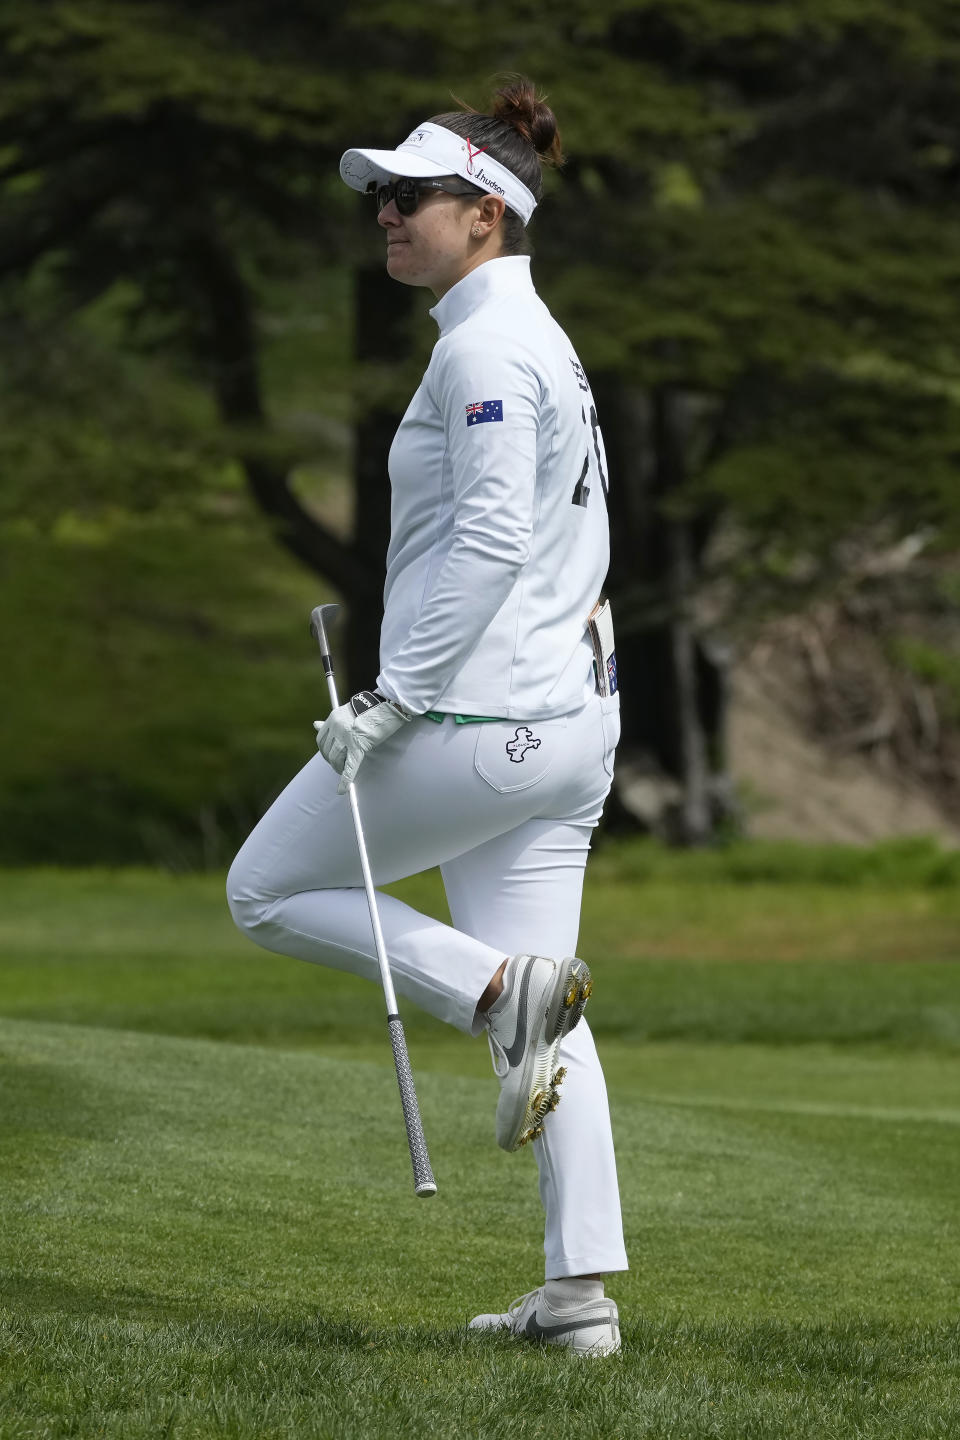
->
xmin=377 ymin=256 xmax=610 ymax=720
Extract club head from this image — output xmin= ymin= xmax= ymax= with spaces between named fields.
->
xmin=309 ymin=603 xmax=341 ymax=659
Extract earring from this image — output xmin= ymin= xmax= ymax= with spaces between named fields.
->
xmin=472 ymin=226 xmax=481 ymax=238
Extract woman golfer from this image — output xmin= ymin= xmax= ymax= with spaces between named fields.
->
xmin=228 ymin=77 xmax=627 ymax=1356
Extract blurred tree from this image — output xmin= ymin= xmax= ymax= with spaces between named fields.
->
xmin=4 ymin=0 xmax=960 ymax=849
xmin=0 ymin=0 xmax=428 ymax=676
xmin=522 ymin=0 xmax=960 ymax=839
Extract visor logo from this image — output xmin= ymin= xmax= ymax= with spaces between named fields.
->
xmin=404 ymin=129 xmax=428 ymax=147
xmin=465 ymin=137 xmax=489 ymax=176
xmin=472 ymin=166 xmax=504 ymax=197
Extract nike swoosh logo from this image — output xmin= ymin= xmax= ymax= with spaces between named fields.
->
xmin=524 ymin=1312 xmax=613 ymax=1340
xmin=502 ymin=959 xmax=535 ymax=1068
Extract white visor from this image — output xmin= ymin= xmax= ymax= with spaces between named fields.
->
xmin=340 ymin=121 xmax=537 ymax=226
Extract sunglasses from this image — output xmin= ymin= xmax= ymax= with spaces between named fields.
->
xmin=375 ymin=176 xmax=482 ymax=216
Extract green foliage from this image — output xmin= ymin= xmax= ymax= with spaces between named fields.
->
xmin=0 ymin=252 xmax=356 ymax=524
xmin=3 ymin=0 xmax=960 ymax=850
xmin=5 ymin=0 xmax=960 ymax=556
xmin=0 ymin=516 xmax=327 ymax=867
xmin=0 ymin=298 xmax=226 ymax=523
xmin=0 ymin=1 xmax=349 ymax=143
xmin=893 ymin=636 xmax=960 ymax=720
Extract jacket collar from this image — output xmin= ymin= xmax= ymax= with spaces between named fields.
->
xmin=429 ymin=256 xmax=534 ymax=337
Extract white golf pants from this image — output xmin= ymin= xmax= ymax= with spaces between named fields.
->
xmin=227 ymin=691 xmax=628 ymax=1279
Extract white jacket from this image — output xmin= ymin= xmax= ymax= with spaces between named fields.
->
xmin=377 ymin=256 xmax=610 ymax=719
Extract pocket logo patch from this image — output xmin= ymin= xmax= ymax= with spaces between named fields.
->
xmin=506 ymin=726 xmax=541 ymax=764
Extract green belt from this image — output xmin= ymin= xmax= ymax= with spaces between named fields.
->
xmin=423 ymin=711 xmax=503 ymax=724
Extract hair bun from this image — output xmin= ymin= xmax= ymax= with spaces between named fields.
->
xmin=491 ymin=76 xmax=563 ymax=167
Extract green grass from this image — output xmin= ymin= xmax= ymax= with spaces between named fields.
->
xmin=2 ymin=864 xmax=958 ymax=1055
xmin=1 ymin=864 xmax=959 ymax=1437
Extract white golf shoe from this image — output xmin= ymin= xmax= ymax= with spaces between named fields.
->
xmin=469 ymin=1287 xmax=621 ymax=1356
xmin=483 ymin=953 xmax=592 ymax=1151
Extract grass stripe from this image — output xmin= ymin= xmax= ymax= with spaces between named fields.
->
xmin=1 ymin=863 xmax=959 ymax=1436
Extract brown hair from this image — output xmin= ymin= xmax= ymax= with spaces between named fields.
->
xmin=430 ymin=76 xmax=563 ymax=255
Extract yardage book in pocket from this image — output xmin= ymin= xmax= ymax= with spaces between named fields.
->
xmin=587 ymin=599 xmax=618 ymax=697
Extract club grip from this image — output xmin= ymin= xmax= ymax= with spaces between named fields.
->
xmin=387 ymin=1015 xmax=437 ymax=1197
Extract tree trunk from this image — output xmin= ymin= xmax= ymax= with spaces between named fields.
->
xmin=594 ymin=373 xmax=729 ymax=842
xmin=666 ymin=515 xmax=712 ymax=843
xmin=185 ymin=226 xmax=409 ymax=695
xmin=655 ymin=389 xmax=712 ymax=844
xmin=184 ymin=220 xmax=369 ymax=599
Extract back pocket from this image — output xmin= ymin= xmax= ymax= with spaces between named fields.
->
xmin=600 ymin=693 xmax=621 ymax=779
xmin=474 ymin=719 xmax=563 ymax=794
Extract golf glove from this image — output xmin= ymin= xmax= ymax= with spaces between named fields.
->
xmin=314 ymin=689 xmax=412 ymax=793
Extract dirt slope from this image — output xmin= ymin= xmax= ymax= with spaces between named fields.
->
xmin=729 ymin=659 xmax=960 ymax=845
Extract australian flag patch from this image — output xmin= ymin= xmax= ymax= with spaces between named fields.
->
xmin=465 ymin=399 xmax=503 ymax=427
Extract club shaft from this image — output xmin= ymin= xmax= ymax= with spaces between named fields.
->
xmin=321 ymin=669 xmax=398 ymax=1014
xmin=313 ymin=609 xmax=436 ymax=1197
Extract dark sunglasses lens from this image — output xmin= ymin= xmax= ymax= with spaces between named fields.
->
xmin=376 ymin=179 xmax=419 ymax=215
xmin=395 ymin=179 xmax=418 ymax=215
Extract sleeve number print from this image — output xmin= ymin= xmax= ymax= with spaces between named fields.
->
xmin=569 ymin=358 xmax=608 ymax=509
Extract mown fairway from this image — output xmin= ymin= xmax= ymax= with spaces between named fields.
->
xmin=1 ymin=853 xmax=959 ymax=1438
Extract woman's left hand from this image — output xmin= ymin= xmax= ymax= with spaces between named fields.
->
xmin=314 ymin=690 xmax=411 ymax=794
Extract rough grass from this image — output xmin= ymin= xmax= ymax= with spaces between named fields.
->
xmin=1 ymin=863 xmax=958 ymax=1053
xmin=0 ymin=863 xmax=958 ymax=1437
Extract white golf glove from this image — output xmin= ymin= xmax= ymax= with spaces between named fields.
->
xmin=314 ymin=689 xmax=412 ymax=794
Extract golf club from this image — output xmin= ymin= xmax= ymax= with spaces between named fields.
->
xmin=310 ymin=603 xmax=437 ymax=1198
